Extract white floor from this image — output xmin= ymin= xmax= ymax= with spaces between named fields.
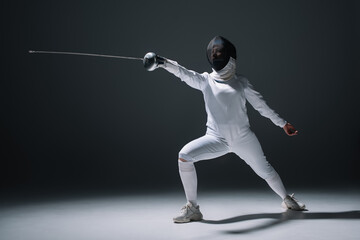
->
xmin=0 ymin=189 xmax=359 ymax=240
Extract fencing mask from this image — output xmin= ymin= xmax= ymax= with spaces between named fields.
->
xmin=206 ymin=36 xmax=236 ymax=71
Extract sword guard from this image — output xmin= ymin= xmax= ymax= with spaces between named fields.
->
xmin=143 ymin=52 xmax=159 ymax=71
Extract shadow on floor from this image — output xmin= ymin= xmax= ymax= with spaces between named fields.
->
xmin=201 ymin=210 xmax=360 ymax=234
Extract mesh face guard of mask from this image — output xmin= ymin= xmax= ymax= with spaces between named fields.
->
xmin=206 ymin=36 xmax=237 ymax=71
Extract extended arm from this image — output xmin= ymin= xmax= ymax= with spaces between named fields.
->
xmin=244 ymin=79 xmax=298 ymax=136
xmin=149 ymin=54 xmax=207 ymax=91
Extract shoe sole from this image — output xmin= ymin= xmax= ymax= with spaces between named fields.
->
xmin=282 ymin=204 xmax=307 ymax=211
xmin=282 ymin=202 xmax=306 ymax=211
xmin=173 ymin=215 xmax=203 ymax=223
xmin=287 ymin=207 xmax=306 ymax=211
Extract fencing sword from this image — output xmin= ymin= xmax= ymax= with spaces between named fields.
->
xmin=29 ymin=50 xmax=159 ymax=71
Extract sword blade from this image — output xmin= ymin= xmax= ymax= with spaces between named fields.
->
xmin=29 ymin=50 xmax=143 ymax=61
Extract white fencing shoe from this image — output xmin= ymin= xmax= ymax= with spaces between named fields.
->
xmin=173 ymin=202 xmax=203 ymax=223
xmin=282 ymin=193 xmax=306 ymax=211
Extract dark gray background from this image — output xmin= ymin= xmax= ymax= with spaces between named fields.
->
xmin=1 ymin=0 xmax=359 ymax=193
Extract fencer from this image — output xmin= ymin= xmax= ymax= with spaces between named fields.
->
xmin=150 ymin=36 xmax=306 ymax=223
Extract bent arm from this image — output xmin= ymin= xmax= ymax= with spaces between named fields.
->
xmin=244 ymin=79 xmax=287 ymax=128
xmin=159 ymin=59 xmax=207 ymax=91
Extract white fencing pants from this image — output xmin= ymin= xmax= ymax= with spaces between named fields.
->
xmin=178 ymin=129 xmax=287 ymax=204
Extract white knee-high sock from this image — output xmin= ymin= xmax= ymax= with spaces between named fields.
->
xmin=265 ymin=171 xmax=287 ymax=199
xmin=178 ymin=161 xmax=198 ymax=206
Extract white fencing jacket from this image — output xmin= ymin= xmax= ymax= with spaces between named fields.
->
xmin=161 ymin=58 xmax=286 ymax=143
